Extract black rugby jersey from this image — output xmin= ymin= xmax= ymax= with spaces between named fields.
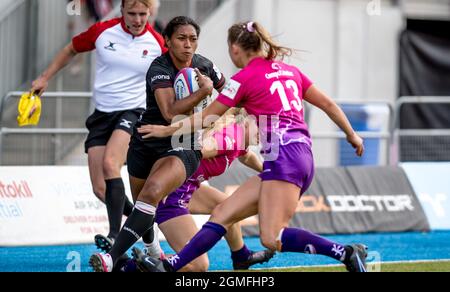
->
xmin=134 ymin=52 xmax=225 ymax=148
xmin=139 ymin=52 xmax=225 ymax=126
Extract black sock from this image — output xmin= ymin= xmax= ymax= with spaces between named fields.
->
xmin=108 ymin=201 xmax=155 ymax=264
xmin=344 ymin=245 xmax=353 ymax=263
xmin=105 ymin=178 xmax=126 ymax=239
xmin=142 ymin=223 xmax=154 ymax=245
xmin=123 ymin=198 xmax=134 ymax=217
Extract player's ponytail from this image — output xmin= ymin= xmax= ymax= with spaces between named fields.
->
xmin=228 ymin=21 xmax=292 ymax=60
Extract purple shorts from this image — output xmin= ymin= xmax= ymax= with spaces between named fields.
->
xmin=259 ymin=142 xmax=314 ymax=196
xmin=155 ymin=180 xmax=198 ymax=225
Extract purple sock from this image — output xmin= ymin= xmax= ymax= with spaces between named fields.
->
xmin=280 ymin=228 xmax=347 ymax=262
xmin=231 ymin=245 xmax=252 ymax=263
xmin=169 ymin=222 xmax=226 ymax=271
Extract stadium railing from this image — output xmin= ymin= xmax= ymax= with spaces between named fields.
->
xmin=394 ymin=96 xmax=450 ymax=162
xmin=0 ymin=91 xmax=91 ymax=165
xmin=8 ymin=93 xmax=448 ymax=167
xmin=305 ymin=99 xmax=395 ymax=166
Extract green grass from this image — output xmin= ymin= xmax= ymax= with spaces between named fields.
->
xmin=255 ymin=260 xmax=450 ymax=272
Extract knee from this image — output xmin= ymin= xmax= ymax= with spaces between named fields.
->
xmin=210 ymin=204 xmax=231 ymax=229
xmin=103 ymin=157 xmax=120 ymax=178
xmin=140 ymin=181 xmax=164 ymax=205
xmin=210 ymin=204 xmax=223 ymax=219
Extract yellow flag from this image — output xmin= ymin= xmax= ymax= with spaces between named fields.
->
xmin=17 ymin=92 xmax=42 ymax=127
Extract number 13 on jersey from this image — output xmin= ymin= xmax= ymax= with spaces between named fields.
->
xmin=270 ymin=80 xmax=303 ymax=112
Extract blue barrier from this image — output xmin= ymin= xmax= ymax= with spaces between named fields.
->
xmin=340 ymin=105 xmax=382 ymax=165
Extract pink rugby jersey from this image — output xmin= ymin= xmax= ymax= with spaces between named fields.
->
xmin=72 ymin=17 xmax=167 ymax=112
xmin=156 ymin=123 xmax=247 ymax=216
xmin=217 ymin=57 xmax=313 ymax=149
xmin=196 ymin=123 xmax=247 ymax=183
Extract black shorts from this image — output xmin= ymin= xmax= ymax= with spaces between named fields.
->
xmin=84 ymin=109 xmax=144 ymax=153
xmin=127 ymin=135 xmax=202 ymax=180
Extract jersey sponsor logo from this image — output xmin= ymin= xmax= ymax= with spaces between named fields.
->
xmin=222 ymin=79 xmax=241 ymax=100
xmin=266 ymin=63 xmax=294 ymax=80
xmin=272 ymin=63 xmax=283 ymax=71
xmin=104 ymin=41 xmax=117 ymax=51
xmin=120 ymin=119 xmax=133 ymax=129
xmin=151 ymin=75 xmax=171 ymax=83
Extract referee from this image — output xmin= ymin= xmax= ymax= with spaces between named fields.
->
xmin=31 ymin=0 xmax=166 ymax=247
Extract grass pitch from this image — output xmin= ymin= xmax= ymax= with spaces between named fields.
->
xmin=256 ymin=260 xmax=450 ymax=272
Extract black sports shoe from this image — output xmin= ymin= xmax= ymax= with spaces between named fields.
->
xmin=94 ymin=234 xmax=114 ymax=252
xmin=132 ymin=247 xmax=174 ymax=272
xmin=233 ymin=249 xmax=276 ymax=270
xmin=112 ymin=253 xmax=136 ymax=273
xmin=343 ymin=244 xmax=368 ymax=272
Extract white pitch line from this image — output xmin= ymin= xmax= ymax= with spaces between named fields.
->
xmin=248 ymin=258 xmax=450 ymax=271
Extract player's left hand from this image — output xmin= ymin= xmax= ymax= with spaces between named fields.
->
xmin=347 ymin=133 xmax=364 ymax=157
xmin=138 ymin=124 xmax=173 ymax=139
xmin=195 ymin=68 xmax=213 ymax=96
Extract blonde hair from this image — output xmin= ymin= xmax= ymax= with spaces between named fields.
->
xmin=228 ymin=21 xmax=292 ymax=60
xmin=203 ymin=108 xmax=248 ymax=138
xmin=122 ymin=0 xmax=154 ymax=8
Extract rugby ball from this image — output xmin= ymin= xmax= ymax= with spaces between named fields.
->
xmin=174 ymin=67 xmax=212 ymax=113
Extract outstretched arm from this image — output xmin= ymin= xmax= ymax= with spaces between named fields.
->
xmin=138 ymin=99 xmax=230 ymax=139
xmin=303 ymin=85 xmax=364 ymax=156
xmin=31 ymin=43 xmax=78 ymax=95
xmin=239 ymin=151 xmax=263 ymax=173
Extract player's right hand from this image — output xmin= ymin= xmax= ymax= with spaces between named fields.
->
xmin=31 ymin=76 xmax=49 ymax=96
xmin=347 ymin=133 xmax=364 ymax=157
